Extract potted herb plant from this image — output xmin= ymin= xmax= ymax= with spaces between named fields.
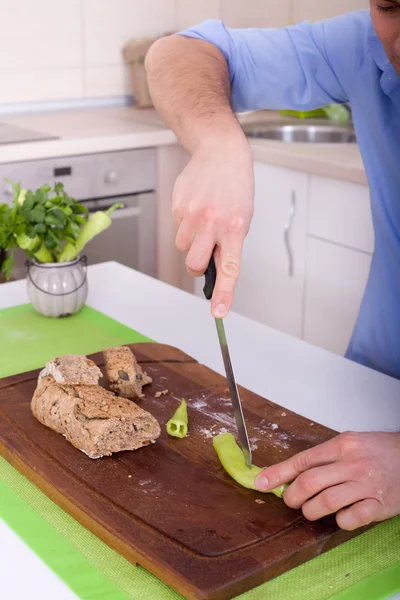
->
xmin=0 ymin=180 xmax=122 ymax=317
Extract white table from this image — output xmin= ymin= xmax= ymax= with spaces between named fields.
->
xmin=1 ymin=262 xmax=399 ymax=600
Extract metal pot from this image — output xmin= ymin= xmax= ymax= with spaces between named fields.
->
xmin=26 ymin=255 xmax=88 ymax=318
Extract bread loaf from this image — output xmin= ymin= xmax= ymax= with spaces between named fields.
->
xmin=38 ymin=355 xmax=102 ymax=386
xmin=31 ymin=377 xmax=161 ymax=458
xmin=31 ymin=353 xmax=160 ymax=458
xmin=103 ymin=346 xmax=152 ymax=399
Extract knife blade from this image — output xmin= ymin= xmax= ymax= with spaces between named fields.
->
xmin=203 ymin=254 xmax=252 ymax=468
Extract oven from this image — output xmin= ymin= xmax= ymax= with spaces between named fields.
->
xmin=0 ymin=148 xmax=157 ymax=280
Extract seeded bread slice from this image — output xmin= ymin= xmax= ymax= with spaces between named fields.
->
xmin=38 ymin=355 xmax=102 ymax=387
xmin=103 ymin=346 xmax=152 ymax=400
xmin=31 ymin=377 xmax=161 ymax=459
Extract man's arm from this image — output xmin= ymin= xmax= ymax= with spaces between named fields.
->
xmin=145 ymin=35 xmax=246 ymax=156
xmin=146 ymin=35 xmax=254 ymax=318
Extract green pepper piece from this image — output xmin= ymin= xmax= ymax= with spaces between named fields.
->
xmin=213 ymin=432 xmax=288 ymax=499
xmin=166 ymin=398 xmax=188 ymax=438
xmin=34 ymin=243 xmax=54 ymax=263
xmin=16 ymin=232 xmax=40 ymax=251
xmin=58 ymin=203 xmax=123 ymax=262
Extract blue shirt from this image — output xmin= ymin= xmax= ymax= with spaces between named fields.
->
xmin=179 ymin=10 xmax=400 ymax=380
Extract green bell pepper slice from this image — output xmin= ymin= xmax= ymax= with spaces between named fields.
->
xmin=166 ymin=398 xmax=188 ymax=438
xmin=213 ymin=432 xmax=288 ymax=499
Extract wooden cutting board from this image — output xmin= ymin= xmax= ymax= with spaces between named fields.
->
xmin=0 ymin=343 xmax=370 ymax=600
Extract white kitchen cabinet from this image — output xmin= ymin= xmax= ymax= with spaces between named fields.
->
xmin=304 ymin=237 xmax=372 ymax=355
xmin=193 ymin=163 xmax=374 ymax=358
xmin=308 ymin=175 xmax=374 ymax=254
xmin=231 ymin=162 xmax=309 ymax=337
xmin=304 ymin=175 xmax=374 ymax=355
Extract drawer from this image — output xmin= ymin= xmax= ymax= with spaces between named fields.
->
xmin=308 ymin=175 xmax=374 ymax=254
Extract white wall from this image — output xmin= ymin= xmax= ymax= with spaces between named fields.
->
xmin=0 ymin=0 xmax=369 ymax=105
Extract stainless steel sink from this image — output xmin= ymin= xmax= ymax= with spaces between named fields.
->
xmin=242 ymin=120 xmax=356 ymax=143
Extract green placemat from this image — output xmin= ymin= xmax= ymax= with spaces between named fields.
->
xmin=0 ymin=304 xmax=399 ymax=600
xmin=0 ymin=303 xmax=151 ymax=378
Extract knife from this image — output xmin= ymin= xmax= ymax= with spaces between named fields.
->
xmin=203 ymin=254 xmax=252 ymax=468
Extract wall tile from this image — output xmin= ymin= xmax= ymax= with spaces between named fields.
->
xmin=291 ymin=0 xmax=369 ymax=24
xmin=0 ymin=69 xmax=83 ymax=103
xmin=84 ymin=65 xmax=131 ymax=97
xmin=175 ymin=0 xmax=221 ymax=30
xmin=0 ymin=0 xmax=82 ymax=71
xmin=220 ymin=0 xmax=291 ymax=28
xmin=83 ymin=0 xmax=176 ymax=67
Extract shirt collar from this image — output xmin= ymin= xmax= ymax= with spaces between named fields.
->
xmin=368 ymin=19 xmax=400 ymax=95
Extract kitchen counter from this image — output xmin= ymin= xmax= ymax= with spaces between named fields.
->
xmin=1 ymin=261 xmax=400 ymax=599
xmin=0 ymin=106 xmax=367 ymax=185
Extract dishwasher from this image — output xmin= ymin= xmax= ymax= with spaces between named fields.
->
xmin=0 ymin=148 xmax=157 ymax=280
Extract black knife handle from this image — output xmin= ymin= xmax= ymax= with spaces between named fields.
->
xmin=203 ymin=254 xmax=217 ymax=301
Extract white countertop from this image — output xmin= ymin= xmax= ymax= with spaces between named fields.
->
xmin=1 ymin=261 xmax=399 ymax=599
xmin=0 ymin=106 xmax=367 ymax=185
xmin=0 ymin=107 xmax=177 ymax=164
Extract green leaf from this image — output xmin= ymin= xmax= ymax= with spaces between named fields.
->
xmin=22 ymin=191 xmax=36 ymax=212
xmin=1 ymin=253 xmax=13 ymax=280
xmin=4 ymin=179 xmax=21 ymax=203
xmin=43 ymin=232 xmax=58 ymax=250
xmin=27 ymin=206 xmax=46 ymax=223
xmin=74 ymin=203 xmax=88 ymax=215
xmin=25 ymin=224 xmax=39 ymax=238
xmin=35 ymin=186 xmax=50 ymax=205
xmin=54 ymin=182 xmax=65 ymax=194
xmin=66 ymin=220 xmax=81 ymax=240
xmin=49 ymin=195 xmax=63 ymax=205
xmin=45 ymin=209 xmax=67 ymax=228
xmin=62 ymin=195 xmax=75 ymax=207
xmin=14 ymin=223 xmax=26 ymax=237
xmin=32 ymin=223 xmax=46 ymax=234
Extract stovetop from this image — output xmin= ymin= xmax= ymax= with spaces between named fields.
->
xmin=0 ymin=122 xmax=59 ymax=145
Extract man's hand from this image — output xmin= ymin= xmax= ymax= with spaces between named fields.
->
xmin=173 ymin=140 xmax=254 ymax=317
xmin=255 ymin=431 xmax=400 ymax=530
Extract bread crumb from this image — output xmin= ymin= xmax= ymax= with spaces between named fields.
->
xmin=271 ymin=423 xmax=278 ymax=431
xmin=281 ymin=412 xmax=287 ymax=417
xmin=128 ymin=475 xmax=132 ymax=478
xmin=310 ymin=422 xmax=315 ymax=427
xmin=155 ymin=389 xmax=169 ymax=399
xmin=255 ymin=499 xmax=266 ymax=505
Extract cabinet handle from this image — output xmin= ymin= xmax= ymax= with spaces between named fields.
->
xmin=283 ymin=190 xmax=296 ymax=277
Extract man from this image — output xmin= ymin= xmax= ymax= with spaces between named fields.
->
xmin=145 ymin=4 xmax=400 ymax=530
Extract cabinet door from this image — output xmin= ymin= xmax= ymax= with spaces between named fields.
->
xmin=231 ymin=162 xmax=308 ymax=337
xmin=304 ymin=237 xmax=372 ymax=355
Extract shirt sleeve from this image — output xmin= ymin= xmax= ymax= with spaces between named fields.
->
xmin=177 ymin=11 xmax=369 ymax=112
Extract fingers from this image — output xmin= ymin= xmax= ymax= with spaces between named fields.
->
xmin=283 ymin=463 xmax=358 ymax=510
xmin=175 ymin=218 xmax=195 ymax=253
xmin=185 ymin=232 xmax=216 ymax=276
xmin=176 ymin=222 xmax=244 ymax=315
xmin=336 ymin=498 xmax=381 ymax=531
xmin=256 ymin=436 xmax=342 ymax=492
xmin=301 ymin=482 xmax=368 ymax=521
xmin=211 ymin=236 xmax=244 ymax=318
